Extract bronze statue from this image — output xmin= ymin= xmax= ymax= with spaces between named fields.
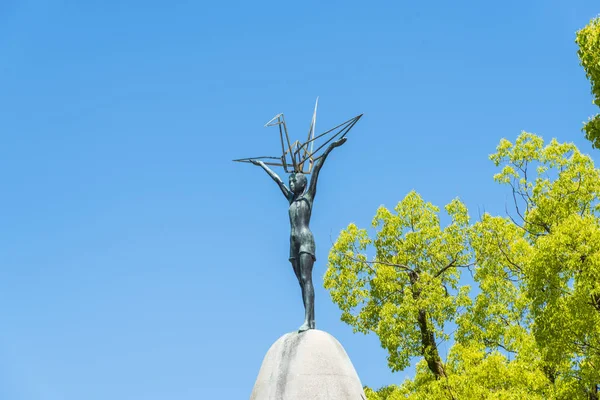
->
xmin=235 ymin=99 xmax=361 ymax=332
xmin=250 ymin=137 xmax=346 ymax=331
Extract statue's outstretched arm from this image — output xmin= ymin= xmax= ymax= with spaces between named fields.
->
xmin=307 ymin=137 xmax=347 ymax=199
xmin=251 ymin=160 xmax=292 ymax=200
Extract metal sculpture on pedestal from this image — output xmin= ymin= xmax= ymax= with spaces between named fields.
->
xmin=234 ymin=98 xmax=362 ymax=332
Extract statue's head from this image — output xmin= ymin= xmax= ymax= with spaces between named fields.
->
xmin=289 ymin=172 xmax=307 ymax=194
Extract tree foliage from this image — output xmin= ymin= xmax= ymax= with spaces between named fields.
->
xmin=324 ymin=192 xmax=471 ymax=379
xmin=325 ymin=133 xmax=600 ymax=400
xmin=577 ymin=16 xmax=600 ymax=148
xmin=472 ymin=132 xmax=600 ymax=399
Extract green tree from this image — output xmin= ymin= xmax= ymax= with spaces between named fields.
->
xmin=487 ymin=132 xmax=600 ymax=399
xmin=324 ymin=191 xmax=472 ymax=380
xmin=325 ymin=134 xmax=600 ymax=400
xmin=577 ymin=16 xmax=600 ymax=148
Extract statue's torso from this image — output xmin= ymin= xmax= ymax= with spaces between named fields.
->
xmin=289 ymin=196 xmax=311 ymax=233
xmin=288 ymin=196 xmax=315 ymax=258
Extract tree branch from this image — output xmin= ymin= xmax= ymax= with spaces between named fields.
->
xmin=336 ymin=250 xmax=414 ymax=273
xmin=434 ymin=261 xmax=475 ymax=278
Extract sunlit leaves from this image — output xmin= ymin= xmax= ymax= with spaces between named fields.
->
xmin=478 ymin=132 xmax=600 ymax=398
xmin=577 ymin=16 xmax=600 ymax=148
xmin=325 ymin=191 xmax=471 ymax=373
xmin=366 ymin=344 xmax=552 ymax=400
xmin=342 ymin=132 xmax=600 ymax=399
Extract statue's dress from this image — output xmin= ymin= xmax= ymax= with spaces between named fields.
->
xmin=288 ymin=195 xmax=316 ymax=261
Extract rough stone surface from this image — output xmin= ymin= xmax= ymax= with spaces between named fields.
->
xmin=250 ymin=330 xmax=367 ymax=400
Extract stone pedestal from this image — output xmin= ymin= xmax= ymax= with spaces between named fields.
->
xmin=250 ymin=330 xmax=367 ymax=400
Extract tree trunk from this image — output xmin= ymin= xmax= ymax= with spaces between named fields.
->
xmin=589 ymin=384 xmax=599 ymax=400
xmin=541 ymin=365 xmax=557 ymax=384
xmin=410 ymin=271 xmax=447 ymax=379
xmin=417 ymin=308 xmax=447 ymax=378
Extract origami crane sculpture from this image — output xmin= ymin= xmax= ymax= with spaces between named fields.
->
xmin=233 ymin=98 xmax=362 ymax=174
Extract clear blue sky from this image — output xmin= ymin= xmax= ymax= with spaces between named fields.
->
xmin=1 ymin=1 xmax=599 ymax=399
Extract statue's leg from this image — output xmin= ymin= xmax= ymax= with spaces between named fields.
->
xmin=297 ymin=252 xmax=315 ymax=332
xmin=290 ymin=237 xmax=302 ymax=289
xmin=290 ymin=258 xmax=302 ymax=289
